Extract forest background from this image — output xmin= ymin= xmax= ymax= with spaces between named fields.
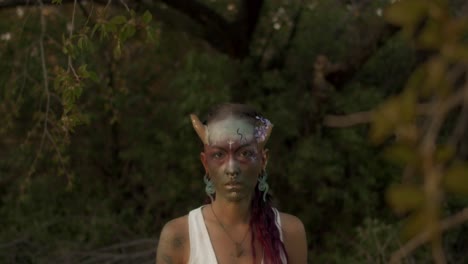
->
xmin=1 ymin=0 xmax=468 ymax=263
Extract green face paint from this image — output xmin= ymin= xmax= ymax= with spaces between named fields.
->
xmin=206 ymin=117 xmax=255 ymax=147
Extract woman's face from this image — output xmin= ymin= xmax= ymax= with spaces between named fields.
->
xmin=200 ymin=117 xmax=266 ymax=202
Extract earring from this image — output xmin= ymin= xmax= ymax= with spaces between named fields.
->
xmin=204 ymin=174 xmax=215 ymax=201
xmin=258 ymin=171 xmax=269 ymax=202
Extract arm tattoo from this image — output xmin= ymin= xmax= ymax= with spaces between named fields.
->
xmin=172 ymin=235 xmax=184 ymax=250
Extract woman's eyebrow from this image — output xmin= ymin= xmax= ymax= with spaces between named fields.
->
xmin=239 ymin=143 xmax=255 ymax=148
xmin=208 ymin=146 xmax=225 ymax=151
xmin=209 ymin=142 xmax=254 ymax=150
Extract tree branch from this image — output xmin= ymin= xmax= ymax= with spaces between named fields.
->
xmin=323 ymin=110 xmax=373 ymax=127
xmin=159 ymin=0 xmax=228 ymax=30
xmin=156 ymin=0 xmax=264 ymax=58
xmin=2 ymin=0 xmax=265 ymax=59
xmin=389 ymin=207 xmax=468 ymax=264
xmin=264 ymin=0 xmax=305 ymax=70
xmin=154 ymin=0 xmax=235 ymax=56
xmin=234 ymin=0 xmax=264 ymax=57
xmin=325 ymin=23 xmax=399 ymax=89
xmin=0 ymin=0 xmax=108 ymax=8
xmin=324 ymin=91 xmax=465 ymax=128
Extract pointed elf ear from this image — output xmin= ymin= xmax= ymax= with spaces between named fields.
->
xmin=190 ymin=114 xmax=208 ymax=145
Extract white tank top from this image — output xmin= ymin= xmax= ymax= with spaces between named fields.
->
xmin=187 ymin=205 xmax=287 ymax=264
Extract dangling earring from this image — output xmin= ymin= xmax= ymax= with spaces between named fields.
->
xmin=258 ymin=171 xmax=269 ymax=202
xmin=204 ymin=174 xmax=215 ymax=201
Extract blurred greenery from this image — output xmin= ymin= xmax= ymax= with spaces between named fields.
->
xmin=0 ymin=0 xmax=467 ymax=263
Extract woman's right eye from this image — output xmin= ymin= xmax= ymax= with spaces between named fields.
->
xmin=212 ymin=152 xmax=224 ymax=159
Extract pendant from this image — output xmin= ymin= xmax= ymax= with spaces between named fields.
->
xmin=235 ymin=243 xmax=244 ymax=257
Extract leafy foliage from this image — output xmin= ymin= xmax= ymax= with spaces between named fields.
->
xmin=0 ymin=0 xmax=467 ymax=263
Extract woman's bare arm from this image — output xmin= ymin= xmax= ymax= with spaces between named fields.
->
xmin=156 ymin=217 xmax=188 ymax=264
xmin=280 ymin=213 xmax=308 ymax=264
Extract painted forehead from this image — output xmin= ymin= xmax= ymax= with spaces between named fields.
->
xmin=206 ymin=116 xmax=255 ymax=146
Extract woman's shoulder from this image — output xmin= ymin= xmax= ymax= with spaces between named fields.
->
xmin=277 ymin=211 xmax=308 ymax=263
xmin=162 ymin=214 xmax=189 ymax=233
xmin=277 ymin=211 xmax=305 ymax=235
xmin=156 ymin=215 xmax=190 ymax=264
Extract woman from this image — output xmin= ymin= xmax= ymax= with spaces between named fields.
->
xmin=156 ymin=103 xmax=307 ymax=264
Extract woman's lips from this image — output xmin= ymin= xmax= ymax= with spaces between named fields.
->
xmin=225 ymin=182 xmax=242 ymax=189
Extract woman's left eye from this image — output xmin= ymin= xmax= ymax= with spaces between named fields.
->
xmin=240 ymin=150 xmax=254 ymax=157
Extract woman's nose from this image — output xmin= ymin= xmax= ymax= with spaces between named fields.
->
xmin=225 ymin=157 xmax=240 ymax=176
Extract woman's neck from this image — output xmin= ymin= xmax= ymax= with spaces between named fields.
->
xmin=210 ymin=198 xmax=251 ymax=226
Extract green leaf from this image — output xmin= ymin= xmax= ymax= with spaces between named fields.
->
xmin=400 ymin=88 xmax=416 ymax=123
xmin=370 ymin=97 xmax=401 ymax=144
xmin=77 ymin=37 xmax=83 ymax=50
xmin=384 ymin=0 xmax=428 ymax=28
xmin=53 ymin=75 xmax=63 ymax=91
xmin=88 ymin=71 xmax=99 ymax=83
xmin=99 ymin=25 xmax=108 ymax=41
xmin=78 ymin=64 xmax=88 ymax=76
xmin=410 ymin=66 xmax=430 ymax=97
xmin=104 ymin=23 xmax=117 ymax=35
xmin=417 ymin=19 xmax=443 ymax=49
xmin=421 ymin=57 xmax=447 ymax=96
xmin=444 ymin=162 xmax=468 ymax=195
xmin=442 ymin=43 xmax=468 ymax=63
xmin=113 ymin=42 xmax=122 ymax=59
xmin=435 ymin=145 xmax=455 ymax=163
xmin=383 ymin=144 xmax=418 ymax=166
xmin=142 ymin=11 xmax=152 ymax=24
xmin=402 ymin=210 xmax=428 ymax=240
xmin=77 ymin=36 xmax=92 ymax=52
xmin=146 ymin=28 xmax=155 ymax=42
xmin=386 ymin=184 xmax=424 ymax=214
xmin=110 ymin=15 xmax=127 ymax=25
xmin=120 ymin=24 xmax=136 ymax=42
xmin=91 ymin=23 xmax=100 ymax=37
xmin=75 ymin=85 xmax=83 ymax=99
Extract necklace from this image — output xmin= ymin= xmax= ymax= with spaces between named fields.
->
xmin=210 ymin=204 xmax=250 ymax=258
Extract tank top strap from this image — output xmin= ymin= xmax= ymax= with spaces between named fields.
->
xmin=272 ymin=207 xmax=284 ymax=241
xmin=188 ymin=206 xmax=218 ymax=264
xmin=272 ymin=207 xmax=287 ymax=263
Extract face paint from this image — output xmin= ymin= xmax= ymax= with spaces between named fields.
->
xmin=206 ymin=116 xmax=255 ymax=147
xmin=227 ymin=139 xmax=234 ymax=151
xmin=202 ymin=117 xmax=264 ymax=202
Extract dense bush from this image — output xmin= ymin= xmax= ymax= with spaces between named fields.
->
xmin=0 ymin=0 xmax=467 ymax=263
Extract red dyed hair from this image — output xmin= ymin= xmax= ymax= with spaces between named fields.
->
xmin=249 ymin=185 xmax=288 ymax=263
